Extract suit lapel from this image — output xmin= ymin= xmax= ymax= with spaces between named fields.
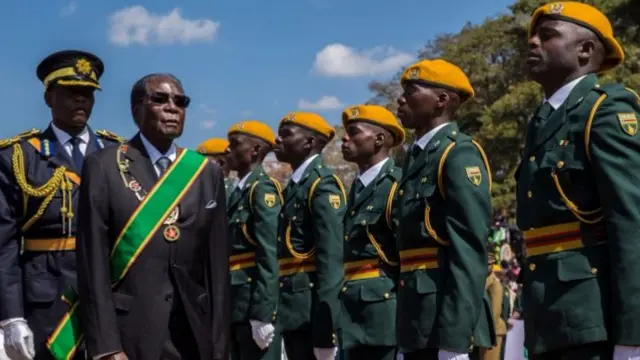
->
xmin=402 ymin=123 xmax=454 ymax=184
xmin=528 ymin=75 xmax=597 ymax=154
xmin=124 ymin=134 xmax=160 ymax=192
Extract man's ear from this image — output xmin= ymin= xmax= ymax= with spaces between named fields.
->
xmin=44 ymin=89 xmax=54 ymax=109
xmin=437 ymin=91 xmax=450 ymax=108
xmin=374 ymin=132 xmax=385 ymax=147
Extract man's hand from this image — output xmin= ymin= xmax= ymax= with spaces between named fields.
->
xmin=249 ymin=320 xmax=275 ymax=350
xmin=313 ymin=347 xmax=337 ymax=360
xmin=613 ymin=345 xmax=640 ymax=360
xmin=3 ymin=318 xmax=34 ymax=360
xmin=437 ymin=349 xmax=469 ymax=360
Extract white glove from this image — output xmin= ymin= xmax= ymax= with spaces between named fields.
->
xmin=2 ymin=318 xmax=34 ymax=360
xmin=437 ymin=349 xmax=469 ymax=360
xmin=249 ymin=320 xmax=275 ymax=350
xmin=614 ymin=345 xmax=640 ymax=360
xmin=313 ymin=347 xmax=337 ymax=360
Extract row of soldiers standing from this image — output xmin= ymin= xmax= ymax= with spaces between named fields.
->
xmin=1 ymin=1 xmax=640 ymax=360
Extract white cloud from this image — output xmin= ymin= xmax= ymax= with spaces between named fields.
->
xmin=200 ymin=120 xmax=216 ymax=129
xmin=298 ymin=96 xmax=343 ymax=110
xmin=60 ymin=1 xmax=77 ymax=17
xmin=313 ymin=43 xmax=414 ymax=77
xmin=199 ymin=104 xmax=217 ymax=115
xmin=108 ymin=6 xmax=220 ymax=47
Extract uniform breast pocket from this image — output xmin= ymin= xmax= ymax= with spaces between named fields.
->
xmin=353 ymin=208 xmax=384 ymax=229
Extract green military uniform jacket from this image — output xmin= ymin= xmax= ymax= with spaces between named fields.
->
xmin=340 ymin=159 xmax=401 ymax=350
xmin=276 ymin=155 xmax=346 ymax=348
xmin=395 ymin=122 xmax=495 ymax=353
xmin=224 ymin=177 xmax=235 ymax=203
xmin=516 ymin=74 xmax=640 ymax=353
xmin=227 ymin=165 xmax=282 ymax=324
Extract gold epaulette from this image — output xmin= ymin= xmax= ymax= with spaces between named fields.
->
xmin=96 ymin=129 xmax=124 ymax=143
xmin=0 ymin=129 xmax=40 ymax=149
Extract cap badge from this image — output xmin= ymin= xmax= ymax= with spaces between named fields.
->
xmin=409 ymin=67 xmax=420 ymax=79
xmin=285 ymin=113 xmax=295 ymax=122
xmin=350 ymin=108 xmax=359 ymax=118
xmin=75 ymin=59 xmax=92 ymax=75
xmin=550 ymin=3 xmax=563 ymax=14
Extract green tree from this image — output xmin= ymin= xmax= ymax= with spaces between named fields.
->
xmin=367 ymin=0 xmax=640 ymax=218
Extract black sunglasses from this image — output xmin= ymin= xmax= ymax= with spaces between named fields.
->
xmin=147 ymin=91 xmax=191 ymax=108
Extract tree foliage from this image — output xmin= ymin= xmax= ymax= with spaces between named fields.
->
xmin=367 ymin=0 xmax=640 ymax=218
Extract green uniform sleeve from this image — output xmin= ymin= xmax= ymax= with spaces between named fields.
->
xmin=249 ymin=180 xmax=282 ymax=323
xmin=437 ymin=142 xmax=492 ymax=352
xmin=310 ymin=176 xmax=346 ymax=348
xmin=589 ymin=88 xmax=640 ymax=345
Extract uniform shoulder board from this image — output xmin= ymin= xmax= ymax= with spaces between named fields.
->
xmin=0 ymin=128 xmax=40 ymax=149
xmin=96 ymin=129 xmax=125 ymax=143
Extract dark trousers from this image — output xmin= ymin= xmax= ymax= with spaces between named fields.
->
xmin=282 ymin=330 xmax=314 ymax=360
xmin=403 ymin=348 xmax=439 ymax=360
xmin=159 ymin=307 xmax=199 ymax=360
xmin=229 ymin=323 xmax=282 ymax=360
xmin=529 ymin=341 xmax=613 ymax=360
xmin=346 ymin=345 xmax=396 ymax=360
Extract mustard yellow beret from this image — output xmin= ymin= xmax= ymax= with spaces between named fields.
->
xmin=196 ymin=138 xmax=229 ymax=155
xmin=401 ymin=59 xmax=474 ymax=101
xmin=279 ymin=112 xmax=336 ymax=140
xmin=227 ymin=120 xmax=276 ymax=147
xmin=529 ymin=2 xmax=624 ymax=73
xmin=341 ymin=105 xmax=406 ymax=147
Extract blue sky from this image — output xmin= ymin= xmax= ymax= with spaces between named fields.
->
xmin=0 ymin=0 xmax=515 ymax=149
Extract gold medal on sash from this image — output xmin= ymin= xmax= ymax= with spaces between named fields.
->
xmin=164 ymin=225 xmax=180 ymax=242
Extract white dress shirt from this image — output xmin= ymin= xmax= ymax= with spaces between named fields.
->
xmin=290 ymin=154 xmax=319 ymax=183
xmin=356 ymin=157 xmax=389 ymax=187
xmin=414 ymin=122 xmax=450 ymax=150
xmin=50 ymin=122 xmax=90 ymax=156
xmin=544 ymin=75 xmax=587 ymax=110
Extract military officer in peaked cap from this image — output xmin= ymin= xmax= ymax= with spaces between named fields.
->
xmin=394 ymin=59 xmax=494 ymax=360
xmin=518 ymin=2 xmax=640 ymax=359
xmin=339 ymin=104 xmax=405 ymax=360
xmin=273 ymin=112 xmax=346 ymax=360
xmin=197 ymin=137 xmax=235 ymax=199
xmin=0 ymin=50 xmax=123 ymax=360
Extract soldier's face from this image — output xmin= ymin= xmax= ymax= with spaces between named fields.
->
xmin=137 ymin=78 xmax=188 ymax=141
xmin=341 ymin=122 xmax=382 ymax=163
xmin=527 ymin=18 xmax=587 ymax=80
xmin=47 ymin=85 xmax=95 ymax=130
xmin=397 ymin=83 xmax=439 ymax=129
xmin=274 ymin=124 xmax=309 ymax=164
xmin=226 ymin=133 xmax=256 ymax=171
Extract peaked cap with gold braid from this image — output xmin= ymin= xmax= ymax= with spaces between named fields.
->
xmin=36 ymin=50 xmax=104 ymax=90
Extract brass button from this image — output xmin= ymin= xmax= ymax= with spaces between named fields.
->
xmin=529 ymin=263 xmax=536 ymax=271
xmin=421 ymin=177 xmax=428 ymax=183
xmin=344 ymin=235 xmax=349 ymax=241
xmin=399 ymin=189 xmax=404 ymax=196
xmin=342 ymin=286 xmax=347 ymax=292
xmin=272 ymin=315 xmax=276 ymax=321
xmin=280 ymin=282 xmax=284 ymax=288
xmin=238 ymin=205 xmax=243 ymax=210
xmin=557 ymin=161 xmax=565 ymax=168
xmin=309 ymin=283 xmax=314 ymax=288
xmin=452 ymin=131 xmax=457 ymax=135
xmin=247 ymin=277 xmax=252 ymax=283
xmin=292 ymin=216 xmax=297 ymax=221
xmin=332 ymin=339 xmax=336 ymax=345
xmin=350 ymin=210 xmax=355 ymax=216
xmin=400 ymin=279 xmax=405 ymax=287
xmin=591 ymin=267 xmax=598 ymax=275
xmin=527 ymin=191 xmax=533 ymax=198
xmin=277 ymin=236 xmax=282 ymax=241
xmin=294 ymin=203 xmax=300 ymax=208
xmin=235 ymin=219 xmax=240 ymax=223
xmin=361 ymin=220 xmax=367 ymax=225
xmin=384 ymin=293 xmax=390 ymax=299
xmin=529 ymin=156 xmax=535 ymax=162
xmin=367 ymin=205 xmax=373 ymax=210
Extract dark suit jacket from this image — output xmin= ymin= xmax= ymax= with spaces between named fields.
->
xmin=76 ymin=134 xmax=230 ymax=360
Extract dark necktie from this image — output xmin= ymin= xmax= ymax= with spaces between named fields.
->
xmin=69 ymin=137 xmax=84 ymax=171
xmin=228 ymin=186 xmax=242 ymax=205
xmin=353 ymin=179 xmax=365 ymax=197
xmin=157 ymin=156 xmax=171 ymax=176
xmin=404 ymin=145 xmax=421 ymax=171
xmin=533 ymin=102 xmax=554 ymax=129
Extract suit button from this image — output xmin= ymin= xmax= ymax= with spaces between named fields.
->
xmin=529 ymin=263 xmax=536 ymax=271
xmin=384 ymin=293 xmax=390 ymax=299
xmin=591 ymin=267 xmax=598 ymax=275
xmin=529 ymin=156 xmax=535 ymax=162
xmin=342 ymin=286 xmax=347 ymax=292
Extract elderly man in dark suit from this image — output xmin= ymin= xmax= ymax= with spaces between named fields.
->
xmin=74 ymin=73 xmax=230 ymax=360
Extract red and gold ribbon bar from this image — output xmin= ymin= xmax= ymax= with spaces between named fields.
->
xmin=279 ymin=256 xmax=316 ymax=277
xmin=229 ymin=252 xmax=256 ymax=271
xmin=23 ymin=237 xmax=76 ymax=251
xmin=524 ymin=221 xmax=605 ymax=257
xmin=344 ymin=259 xmax=381 ymax=281
xmin=399 ymin=248 xmax=438 ymax=273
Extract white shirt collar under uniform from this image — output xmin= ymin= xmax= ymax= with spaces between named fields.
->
xmin=290 ymin=154 xmax=319 ymax=183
